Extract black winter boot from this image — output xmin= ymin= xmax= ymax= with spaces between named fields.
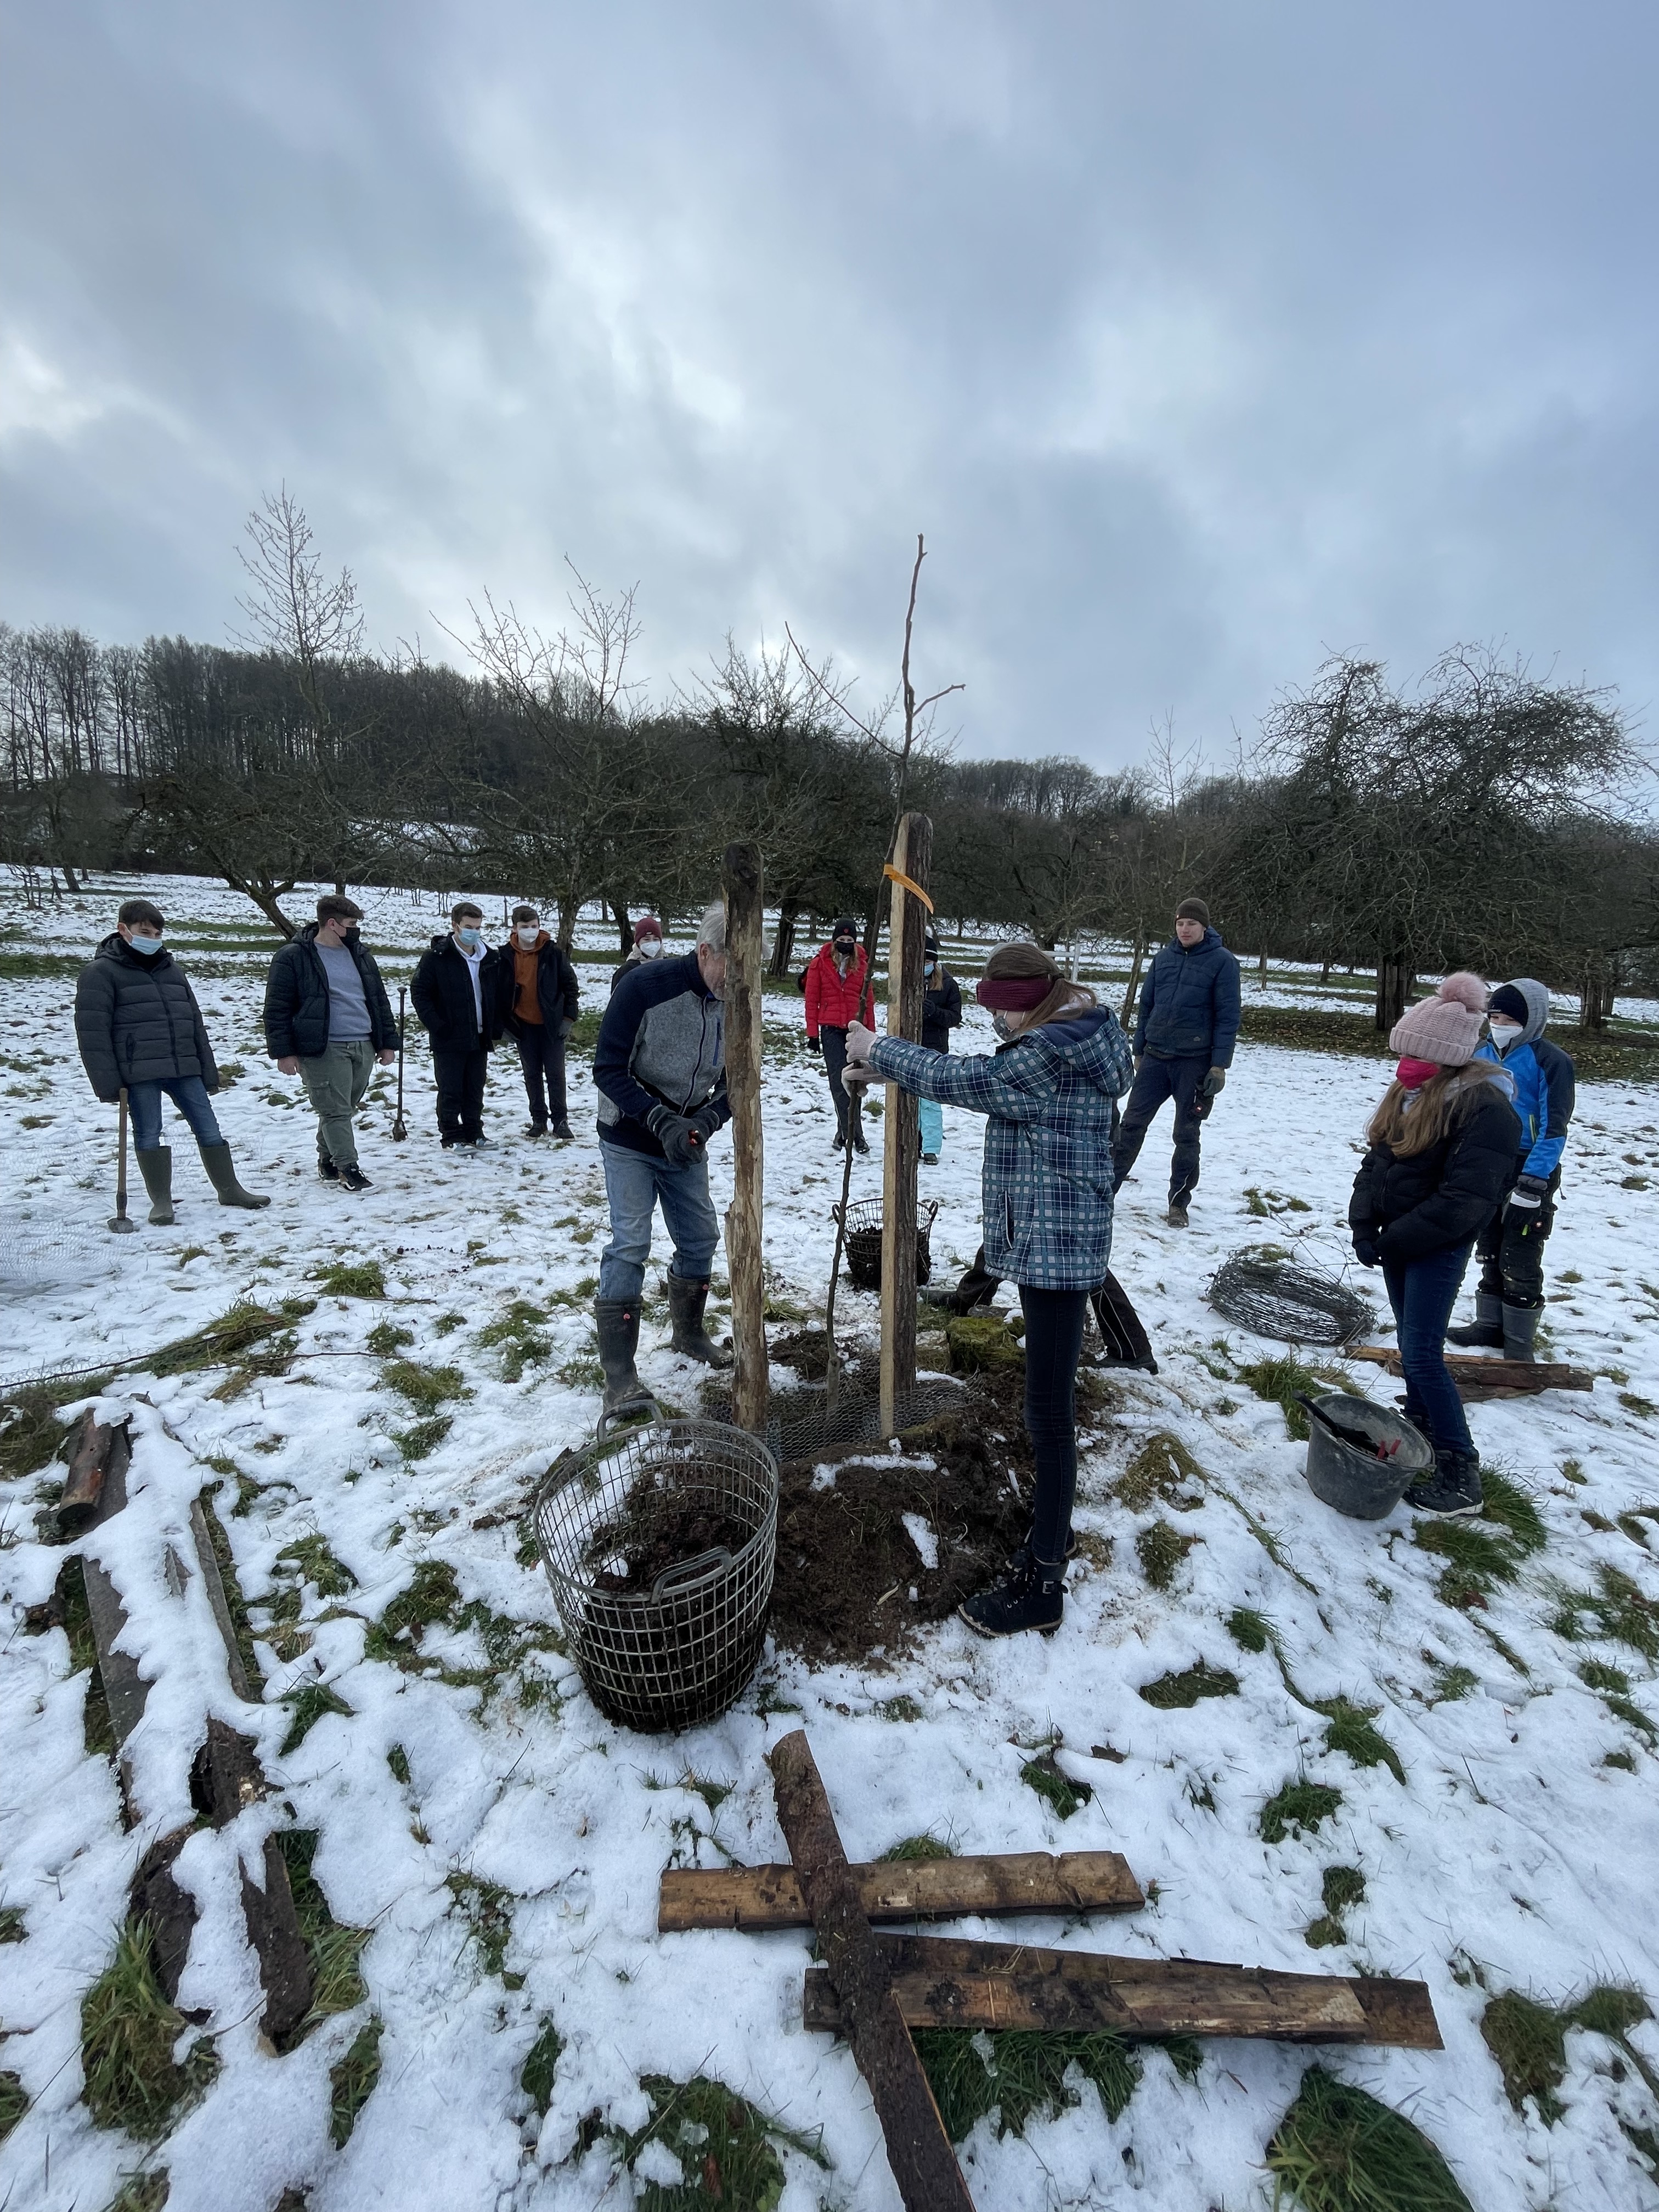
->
xmin=551 ymin=1119 xmax=575 ymax=1141
xmin=137 ymin=1146 xmax=174 ymax=1224
xmin=1502 ymin=1303 xmax=1542 ymax=1364
xmin=595 ymin=1299 xmax=650 ymax=1415
xmin=1447 ymin=1291 xmax=1504 ymax=1349
xmin=199 ymin=1141 xmax=270 ymax=1209
xmin=668 ymin=1276 xmax=733 ymax=1368
xmin=1404 ymin=1448 xmax=1483 ymax=1518
xmin=960 ymin=1549 xmax=1065 ymax=1637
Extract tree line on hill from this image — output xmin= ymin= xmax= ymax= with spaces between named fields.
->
xmin=4 ymin=495 xmax=1655 ymax=1030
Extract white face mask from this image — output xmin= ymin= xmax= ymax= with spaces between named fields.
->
xmin=1488 ymin=1018 xmax=1523 ymax=1048
xmin=638 ymin=938 xmax=662 ymax=958
xmin=516 ymin=926 xmax=539 ymax=947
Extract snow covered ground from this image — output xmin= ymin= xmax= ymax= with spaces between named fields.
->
xmin=2 ymin=871 xmax=1658 ymax=2211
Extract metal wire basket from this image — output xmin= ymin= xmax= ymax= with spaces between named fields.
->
xmin=534 ymin=1419 xmax=778 ymax=1731
xmin=1207 ymin=1244 xmax=1375 ymax=1348
xmin=836 ymin=1198 xmax=939 ymax=1294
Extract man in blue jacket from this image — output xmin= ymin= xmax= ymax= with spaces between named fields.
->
xmin=1111 ymin=898 xmax=1242 ymax=1226
xmin=1448 ymin=978 xmax=1575 ymax=1363
xmin=591 ymin=901 xmax=734 ymax=1414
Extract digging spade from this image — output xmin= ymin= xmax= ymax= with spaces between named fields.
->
xmin=109 ymin=1087 xmax=137 ymax=1234
xmin=391 ymin=987 xmax=408 ymax=1141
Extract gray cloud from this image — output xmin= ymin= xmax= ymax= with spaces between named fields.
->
xmin=4 ymin=0 xmax=1656 ymax=765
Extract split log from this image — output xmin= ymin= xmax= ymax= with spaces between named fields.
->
xmin=190 ymin=1716 xmax=267 ymax=1827
xmin=802 ymin=1934 xmax=1441 ymax=2049
xmin=57 ymin=1411 xmax=128 ymax=1537
xmin=721 ymin=840 xmax=768 ymax=1437
xmin=880 ymin=811 xmax=932 ymax=1438
xmin=658 ymin=1849 xmax=1143 ymax=1933
xmin=129 ymin=1827 xmax=200 ymax=2005
xmin=1348 ymin=1344 xmax=1592 ymax=1397
xmin=190 ymin=1497 xmax=259 ymax=1702
xmin=769 ymin=1729 xmax=975 ymax=2212
xmin=241 ymin=1836 xmax=314 ymax=2048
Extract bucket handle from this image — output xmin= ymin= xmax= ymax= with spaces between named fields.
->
xmin=597 ymin=1395 xmax=663 ymax=1444
xmin=1295 ymin=1392 xmax=1358 ymax=1442
xmin=652 ymin=1545 xmax=732 ymax=1598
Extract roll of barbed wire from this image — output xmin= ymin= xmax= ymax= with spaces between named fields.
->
xmin=1207 ymin=1244 xmax=1375 ymax=1347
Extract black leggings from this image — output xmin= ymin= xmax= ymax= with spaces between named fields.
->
xmin=1020 ymin=1285 xmax=1090 ymax=1565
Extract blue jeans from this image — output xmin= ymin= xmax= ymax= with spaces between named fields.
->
xmin=127 ymin=1076 xmax=223 ymax=1154
xmin=1383 ymin=1243 xmax=1475 ymax=1458
xmin=598 ymin=1142 xmax=720 ymax=1303
xmin=918 ymin=1097 xmax=944 ymax=1156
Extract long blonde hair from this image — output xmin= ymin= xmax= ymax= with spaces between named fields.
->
xmin=1367 ymin=1063 xmax=1499 ymax=1157
xmin=983 ymin=943 xmax=1097 ymax=1031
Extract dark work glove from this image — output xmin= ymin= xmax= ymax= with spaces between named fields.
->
xmin=646 ymin=1104 xmax=704 ymax=1169
xmin=1200 ymin=1065 xmax=1226 ymax=1099
xmin=806 ymin=1034 xmax=822 ymax=1054
xmin=1352 ymin=1235 xmax=1382 ymax=1268
xmin=690 ymin=1103 xmax=723 ymax=1144
xmin=1508 ymin=1173 xmax=1549 ymax=1211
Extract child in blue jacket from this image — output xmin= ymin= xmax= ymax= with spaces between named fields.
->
xmin=1448 ymin=979 xmax=1575 ymax=1363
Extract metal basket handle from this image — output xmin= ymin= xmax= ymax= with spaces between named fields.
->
xmin=596 ymin=1394 xmax=663 ymax=1444
xmin=652 ymin=1545 xmax=732 ymax=1598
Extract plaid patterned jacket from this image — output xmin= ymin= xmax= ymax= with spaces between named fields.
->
xmin=869 ymin=1006 xmax=1135 ymax=1289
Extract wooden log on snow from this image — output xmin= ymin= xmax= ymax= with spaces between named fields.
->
xmin=189 ymin=1496 xmax=259 ymax=1702
xmin=1348 ymin=1344 xmax=1593 ymax=1397
xmin=57 ymin=1410 xmax=127 ymax=1537
xmin=658 ymin=1849 xmax=1144 ymax=1933
xmin=769 ymin=1729 xmax=976 ymax=2212
xmin=802 ymin=1934 xmax=1442 ymax=2049
xmin=721 ymin=840 xmax=769 ymax=1438
xmin=880 ymin=811 xmax=932 ymax=1439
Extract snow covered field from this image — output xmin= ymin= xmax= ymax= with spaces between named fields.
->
xmin=3 ymin=871 xmax=1658 ymax=2211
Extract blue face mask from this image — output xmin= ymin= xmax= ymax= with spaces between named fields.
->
xmin=457 ymin=927 xmax=482 ymax=949
xmin=924 ymin=960 xmax=936 ymax=977
xmin=126 ymin=932 xmax=163 ymax=956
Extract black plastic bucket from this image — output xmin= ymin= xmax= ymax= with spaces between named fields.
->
xmin=1302 ymin=1392 xmax=1432 ymax=1521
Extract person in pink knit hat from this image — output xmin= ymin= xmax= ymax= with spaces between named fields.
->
xmin=1347 ymin=973 xmax=1521 ymax=1516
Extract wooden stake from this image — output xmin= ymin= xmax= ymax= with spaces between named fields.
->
xmin=768 ymin=1729 xmax=976 ymax=2212
xmin=879 ymin=811 xmax=932 ymax=1438
xmin=658 ymin=1848 xmax=1144 ymax=1933
xmin=722 ymin=841 xmax=768 ymax=1437
xmin=1347 ymin=1345 xmax=1592 ymax=1397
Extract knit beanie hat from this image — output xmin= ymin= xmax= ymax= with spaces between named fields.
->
xmin=633 ymin=915 xmax=663 ymax=943
xmin=831 ymin=917 xmax=859 ymax=947
xmin=1176 ymin=898 xmax=1210 ymax=926
xmin=1487 ymin=983 xmax=1529 ymax=1026
xmin=1387 ymin=973 xmax=1488 ymax=1067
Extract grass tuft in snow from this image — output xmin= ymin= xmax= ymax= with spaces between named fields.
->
xmin=1139 ymin=1660 xmax=1240 ymax=1709
xmin=1260 ymin=1778 xmax=1342 ymax=1844
xmin=477 ymin=1301 xmax=552 ymax=1381
xmin=1265 ymin=2066 xmax=1471 ymax=2210
xmin=274 ymin=1532 xmax=356 ymax=1597
xmin=365 ymin=1321 xmax=413 ymax=1357
xmin=1020 ymin=1750 xmax=1092 ymax=1821
xmin=610 ymin=2072 xmax=830 ymax=2205
xmin=315 ymin=1260 xmax=385 ymax=1298
xmin=1227 ymin=1605 xmax=1274 ymax=1653
xmin=1237 ymin=1356 xmax=1351 ymax=1440
xmin=1414 ymin=1518 xmax=1521 ymax=1610
xmin=278 ymin=1681 xmax=354 ymax=1754
xmin=881 ymin=1833 xmax=954 ymax=1862
xmin=1481 ymin=1982 xmax=1657 ymax=2126
xmin=1323 ymin=1866 xmax=1366 ymax=1913
xmin=446 ymin=1872 xmax=516 ymax=1982
xmin=381 ymin=1359 xmax=470 ymax=1415
xmin=103 ymin=2175 xmax=170 ymax=2212
xmin=1136 ymin=1519 xmax=1199 ymax=1590
xmin=0 ymin=1905 xmax=24 ymax=1944
xmin=915 ymin=2029 xmax=1141 ymax=2141
xmin=1549 ymin=1565 xmax=1659 ymax=1661
xmin=80 ymin=1919 xmax=220 ymax=2141
xmin=0 ymin=1380 xmax=88 ymax=1480
xmin=0 ymin=2068 xmax=27 ymax=2144
xmin=386 ymin=1743 xmax=410 ymax=1785
xmin=272 ymin=1831 xmax=370 ymax=2044
xmin=392 ymin=1415 xmax=452 ymax=1460
xmin=1425 ymin=1662 xmax=1478 ymax=1707
xmin=1478 ymin=1469 xmax=1547 ymax=1556
xmin=1304 ymin=1916 xmax=1346 ymax=1949
xmin=149 ymin=1300 xmax=309 ymax=1381
xmin=1116 ymin=1432 xmax=1205 ymax=1510
xmin=1313 ymin=1696 xmax=1405 ymax=1785
xmin=329 ymin=2017 xmax=383 ymax=2147
xmin=520 ymin=2017 xmax=563 ymax=2118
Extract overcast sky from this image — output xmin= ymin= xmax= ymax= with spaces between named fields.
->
xmin=3 ymin=2 xmax=1656 ymax=769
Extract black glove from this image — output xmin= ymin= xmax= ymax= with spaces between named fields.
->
xmin=1352 ymin=1235 xmax=1381 ymax=1268
xmin=690 ymin=1103 xmax=724 ymax=1143
xmin=806 ymin=1034 xmax=822 ymax=1054
xmin=1508 ymin=1173 xmax=1549 ymax=1211
xmin=1200 ymin=1065 xmax=1226 ymax=1099
xmin=646 ymin=1105 xmax=703 ymax=1169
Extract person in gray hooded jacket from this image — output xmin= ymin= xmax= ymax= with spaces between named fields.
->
xmin=590 ymin=899 xmax=734 ymax=1412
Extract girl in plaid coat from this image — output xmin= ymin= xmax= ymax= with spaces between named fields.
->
xmin=845 ymin=943 xmax=1135 ymax=1636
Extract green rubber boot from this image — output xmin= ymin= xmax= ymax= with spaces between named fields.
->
xmin=137 ymin=1146 xmax=174 ymax=1225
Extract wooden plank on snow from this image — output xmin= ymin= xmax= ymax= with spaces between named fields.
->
xmin=1348 ymin=1345 xmax=1592 ymax=1395
xmin=658 ymin=1848 xmax=1144 ymax=1933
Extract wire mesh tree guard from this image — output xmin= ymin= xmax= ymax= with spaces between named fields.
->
xmin=1207 ymin=1244 xmax=1375 ymax=1348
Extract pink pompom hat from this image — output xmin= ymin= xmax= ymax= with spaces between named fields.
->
xmin=1387 ymin=972 xmax=1489 ymax=1067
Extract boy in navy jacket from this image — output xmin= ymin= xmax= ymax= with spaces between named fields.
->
xmin=1110 ymin=897 xmax=1241 ymax=1226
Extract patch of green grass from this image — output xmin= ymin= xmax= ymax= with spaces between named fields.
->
xmin=1605 ymin=1694 xmax=1658 ymax=1747
xmin=1227 ymin=1605 xmax=1274 ymax=1654
xmin=1481 ymin=1984 xmax=1657 ymax=2127
xmin=270 ymin=1831 xmax=370 ymax=2046
xmin=1414 ymin=1517 xmax=1522 ymax=1610
xmin=1322 ymin=1866 xmax=1365 ymax=1914
xmin=392 ymin=1415 xmax=452 ymax=1460
xmin=881 ymin=1833 xmax=955 ymax=1863
xmin=1237 ymin=1356 xmax=1350 ymax=1441
xmin=381 ymin=1359 xmax=469 ymax=1414
xmin=329 ymin=2017 xmax=383 ymax=2148
xmin=1116 ymin=1431 xmax=1206 ymax=1511
xmin=1313 ymin=1696 xmax=1405 ymax=1785
xmin=1020 ymin=1751 xmax=1093 ymax=1821
xmin=1136 ymin=1519 xmax=1199 ymax=1590
xmin=0 ymin=2067 xmax=27 ymax=2143
xmin=367 ymin=1560 xmax=462 ymax=1658
xmin=1620 ymin=1393 xmax=1657 ymax=1419
xmin=1260 ymin=1778 xmax=1343 ymax=1844
xmin=446 ymin=1872 xmax=515 ymax=1980
xmin=477 ymin=1300 xmax=552 ymax=1382
xmin=278 ymin=1681 xmax=354 ymax=1755
xmin=1 ymin=1380 xmax=96 ymax=1480
xmin=101 ymin=2172 xmax=170 ymax=2212
xmin=315 ymin=1260 xmax=385 ymax=1298
xmin=274 ymin=1533 xmax=356 ymax=1596
xmin=1138 ymin=1660 xmax=1240 ymax=1709
xmin=1304 ymin=1916 xmax=1347 ymax=1950
xmin=81 ymin=1919 xmax=221 ymax=2141
xmin=365 ymin=1321 xmax=413 ymax=1357
xmin=0 ymin=1905 xmax=25 ymax=1944
xmin=1425 ymin=1662 xmax=1479 ymax=1707
xmin=386 ymin=1743 xmax=411 ymax=1785
xmin=915 ymin=2029 xmax=1141 ymax=2141
xmin=433 ymin=1310 xmax=465 ymax=1336
xmin=1579 ymin=1657 xmax=1630 ymax=1692
xmin=610 ymin=2072 xmax=829 ymax=2206
xmin=149 ymin=1300 xmax=308 ymax=1380
xmin=1479 ymin=1469 xmax=1547 ymax=1556
xmin=520 ymin=2017 xmax=563 ymax=2118
xmin=1266 ymin=2066 xmax=1471 ymax=2210
xmin=876 ymin=1694 xmax=924 ymax=1722
xmin=1550 ymin=1565 xmax=1659 ymax=1660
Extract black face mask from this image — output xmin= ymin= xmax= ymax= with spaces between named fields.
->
xmin=340 ymin=927 xmax=361 ymax=949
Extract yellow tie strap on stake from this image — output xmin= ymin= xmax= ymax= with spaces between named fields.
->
xmin=883 ymin=863 xmax=934 ymax=912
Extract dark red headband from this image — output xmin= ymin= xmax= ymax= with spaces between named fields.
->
xmin=976 ymin=973 xmax=1053 ymax=1011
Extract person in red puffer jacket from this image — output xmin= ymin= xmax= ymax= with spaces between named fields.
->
xmin=804 ymin=917 xmax=876 ymax=1154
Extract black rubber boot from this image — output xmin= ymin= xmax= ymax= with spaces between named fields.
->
xmin=1404 ymin=1448 xmax=1483 ymax=1518
xmin=551 ymin=1120 xmax=575 ymax=1141
xmin=137 ymin=1146 xmax=174 ymax=1224
xmin=199 ymin=1141 xmax=270 ymax=1209
xmin=595 ymin=1299 xmax=648 ymax=1414
xmin=668 ymin=1276 xmax=733 ymax=1368
xmin=1447 ymin=1291 xmax=1504 ymax=1349
xmin=1502 ymin=1303 xmax=1542 ymax=1364
xmin=960 ymin=1550 xmax=1065 ymax=1638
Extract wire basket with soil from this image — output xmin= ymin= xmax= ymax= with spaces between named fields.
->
xmin=534 ymin=1420 xmax=778 ymax=1730
xmin=834 ymin=1198 xmax=939 ymax=1294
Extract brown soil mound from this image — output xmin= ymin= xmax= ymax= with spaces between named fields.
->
xmin=586 ymin=1483 xmax=753 ymax=1593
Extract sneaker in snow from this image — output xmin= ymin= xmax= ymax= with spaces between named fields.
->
xmin=318 ymin=1155 xmax=340 ymax=1182
xmin=338 ymin=1163 xmax=372 ymax=1193
xmin=551 ymin=1120 xmax=575 ymax=1141
xmin=1404 ymin=1453 xmax=1483 ymax=1517
xmin=1165 ymin=1203 xmax=1189 ymax=1227
xmin=960 ymin=1554 xmax=1065 ymax=1638
xmin=922 ymin=1152 xmax=940 ymax=1165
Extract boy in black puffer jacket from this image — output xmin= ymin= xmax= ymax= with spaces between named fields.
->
xmin=76 ymin=896 xmax=268 ymax=1222
xmin=1350 ymin=974 xmax=1520 ymax=1516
